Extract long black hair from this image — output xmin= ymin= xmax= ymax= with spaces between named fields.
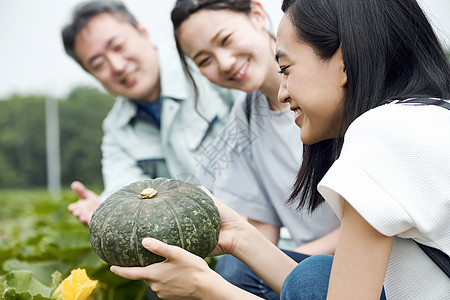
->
xmin=282 ymin=0 xmax=450 ymax=211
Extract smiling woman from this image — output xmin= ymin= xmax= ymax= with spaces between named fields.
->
xmin=276 ymin=28 xmax=347 ymax=145
xmin=176 ymin=7 xmax=274 ymax=94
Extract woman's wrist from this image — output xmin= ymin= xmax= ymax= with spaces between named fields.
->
xmin=227 ymin=223 xmax=298 ymax=295
xmin=195 ymin=268 xmax=263 ymax=299
xmin=230 ymin=222 xmax=267 ymax=262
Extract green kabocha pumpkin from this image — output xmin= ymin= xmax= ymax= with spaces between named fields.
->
xmin=89 ymin=178 xmax=221 ymax=267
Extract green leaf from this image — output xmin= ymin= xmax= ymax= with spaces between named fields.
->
xmin=1 ymin=288 xmax=51 ymax=300
xmin=2 ymin=260 xmax=70 ymax=287
xmin=0 ymin=270 xmax=52 ymax=298
xmin=38 ymin=230 xmax=92 ymax=261
xmin=72 ymin=250 xmax=107 ymax=273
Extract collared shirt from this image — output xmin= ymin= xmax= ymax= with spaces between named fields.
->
xmin=136 ymin=96 xmax=162 ymax=129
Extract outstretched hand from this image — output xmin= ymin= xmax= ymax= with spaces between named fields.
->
xmin=68 ymin=181 xmax=101 ymax=226
xmin=111 ymin=238 xmax=214 ymax=299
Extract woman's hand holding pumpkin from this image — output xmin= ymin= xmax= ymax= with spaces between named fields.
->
xmin=110 ymin=238 xmax=216 ymax=299
xmin=110 ymin=188 xmax=262 ymax=299
xmin=110 ymin=187 xmax=284 ymax=299
xmin=110 ymin=237 xmax=263 ymax=300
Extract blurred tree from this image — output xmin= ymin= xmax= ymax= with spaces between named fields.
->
xmin=0 ymin=86 xmax=114 ymax=189
xmin=59 ymin=86 xmax=114 ymax=189
xmin=0 ymin=95 xmax=47 ymax=187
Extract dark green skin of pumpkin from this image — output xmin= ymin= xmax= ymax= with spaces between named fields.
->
xmin=89 ymin=178 xmax=221 ymax=267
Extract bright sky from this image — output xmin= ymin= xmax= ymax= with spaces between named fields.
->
xmin=0 ymin=0 xmax=448 ymax=99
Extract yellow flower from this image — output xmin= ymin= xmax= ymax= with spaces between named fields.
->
xmin=52 ymin=268 xmax=98 ymax=300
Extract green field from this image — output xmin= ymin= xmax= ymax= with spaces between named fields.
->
xmin=0 ymin=189 xmax=149 ymax=299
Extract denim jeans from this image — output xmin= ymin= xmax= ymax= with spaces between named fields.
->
xmin=214 ymin=250 xmax=309 ymax=300
xmin=280 ymin=255 xmax=387 ymax=300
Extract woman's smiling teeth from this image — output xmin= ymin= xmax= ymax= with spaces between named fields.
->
xmin=231 ymin=61 xmax=250 ymax=81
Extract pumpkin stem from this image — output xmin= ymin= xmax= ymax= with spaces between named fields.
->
xmin=140 ymin=188 xmax=158 ymax=199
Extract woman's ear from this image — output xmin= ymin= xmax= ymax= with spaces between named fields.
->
xmin=342 ymin=65 xmax=348 ymax=88
xmin=337 ymin=46 xmax=347 ymax=88
xmin=249 ymin=1 xmax=267 ymax=29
